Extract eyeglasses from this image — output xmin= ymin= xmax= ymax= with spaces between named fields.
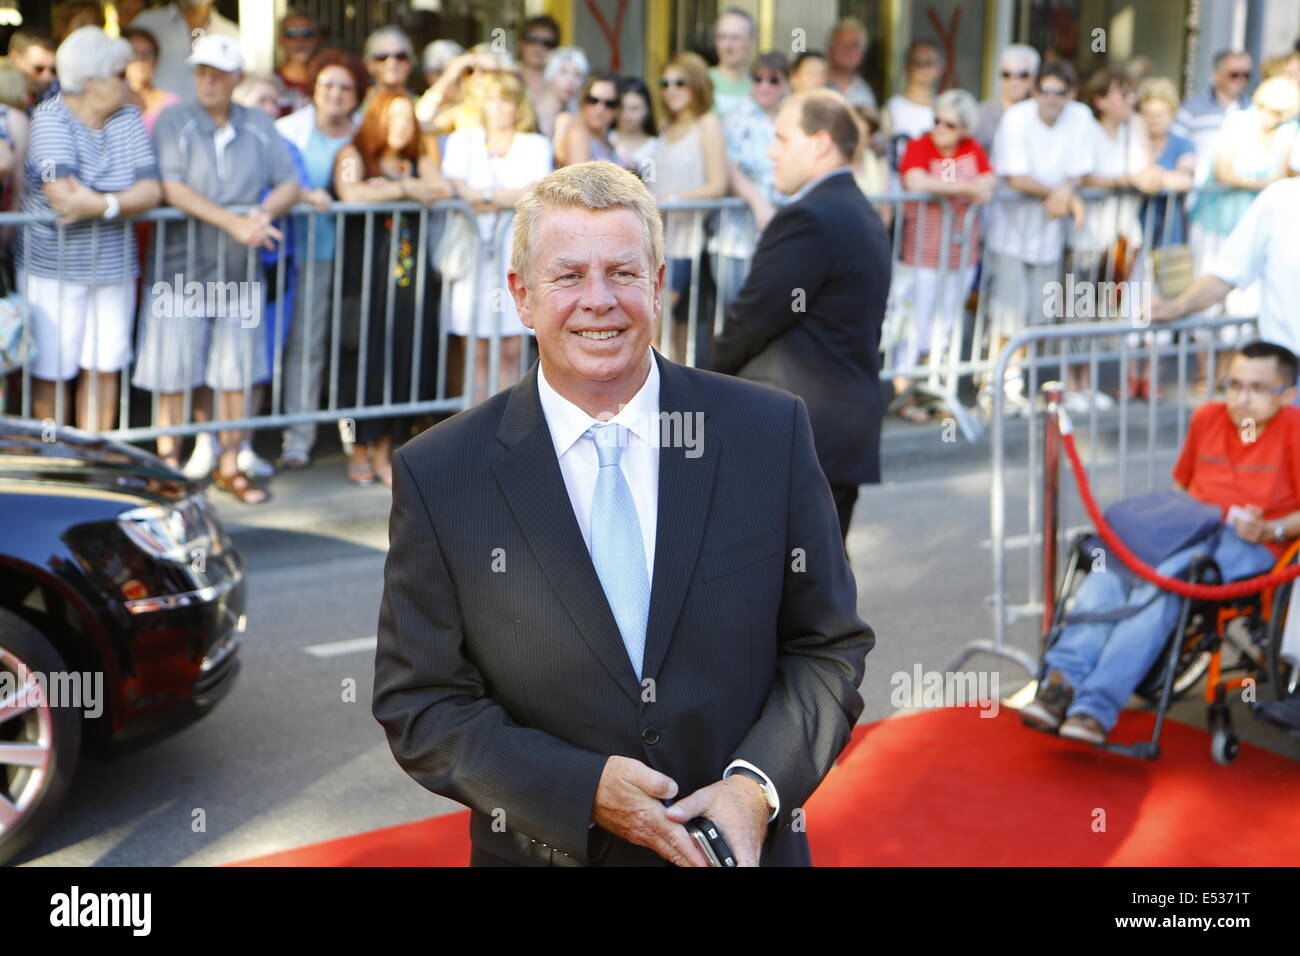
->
xmin=934 ymin=117 xmax=960 ymax=130
xmin=1001 ymin=69 xmax=1031 ymax=79
xmin=1037 ymin=84 xmax=1069 ymax=97
xmin=584 ymin=94 xmax=619 ymax=108
xmin=751 ymin=73 xmax=784 ymax=85
xmin=1219 ymin=378 xmax=1290 ymax=398
xmin=283 ymin=27 xmax=316 ymax=39
xmin=1226 ymin=70 xmax=1250 ymax=80
xmin=371 ymin=51 xmax=409 ymax=62
xmin=317 ymin=79 xmax=355 ymax=92
xmin=524 ymin=32 xmax=558 ymax=48
xmin=660 ymin=77 xmax=687 ymax=88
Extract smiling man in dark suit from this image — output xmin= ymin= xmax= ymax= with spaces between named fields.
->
xmin=711 ymin=89 xmax=891 ymax=542
xmin=372 ymin=160 xmax=873 ymax=867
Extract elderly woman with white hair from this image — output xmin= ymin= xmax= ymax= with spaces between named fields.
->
xmin=535 ymin=46 xmax=588 ymax=139
xmin=18 ymin=25 xmax=162 ymax=432
xmin=888 ymin=88 xmax=994 ymax=422
xmin=362 ymin=26 xmax=415 ymax=101
xmin=973 ymin=43 xmax=1039 ymax=153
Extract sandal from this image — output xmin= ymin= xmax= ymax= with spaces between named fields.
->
xmin=895 ymin=400 xmax=930 ymax=424
xmin=374 ymin=465 xmax=393 ymax=487
xmin=210 ymin=468 xmax=269 ymax=504
xmin=347 ymin=461 xmax=375 ymax=486
xmin=279 ymin=451 xmax=309 ymax=470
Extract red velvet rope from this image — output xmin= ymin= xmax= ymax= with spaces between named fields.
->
xmin=1060 ymin=426 xmax=1300 ymax=599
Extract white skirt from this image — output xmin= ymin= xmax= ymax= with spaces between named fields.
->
xmin=446 ymin=229 xmax=534 ymax=339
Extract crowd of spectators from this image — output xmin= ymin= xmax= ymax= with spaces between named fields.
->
xmin=3 ymin=1 xmax=1300 ymax=505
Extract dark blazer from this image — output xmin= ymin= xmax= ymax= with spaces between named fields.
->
xmin=373 ymin=348 xmax=873 ymax=866
xmin=711 ymin=168 xmax=891 ymax=486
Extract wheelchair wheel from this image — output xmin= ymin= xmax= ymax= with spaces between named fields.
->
xmin=1268 ymin=578 xmax=1300 ymax=701
xmin=1210 ymin=727 xmax=1239 ymax=766
xmin=1136 ymin=610 xmax=1212 ymax=704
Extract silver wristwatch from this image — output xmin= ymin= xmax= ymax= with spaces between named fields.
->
xmin=1274 ymin=521 xmax=1287 ymax=542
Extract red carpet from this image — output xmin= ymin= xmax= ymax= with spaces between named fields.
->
xmin=226 ymin=708 xmax=1300 ymax=866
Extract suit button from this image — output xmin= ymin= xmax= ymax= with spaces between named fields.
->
xmin=642 ymin=727 xmax=661 ymax=745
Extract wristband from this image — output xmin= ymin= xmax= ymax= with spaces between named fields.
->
xmin=101 ymin=192 xmax=120 ymax=220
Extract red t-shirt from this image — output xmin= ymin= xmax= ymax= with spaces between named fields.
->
xmin=1172 ymin=402 xmax=1300 ymax=557
xmin=898 ymin=134 xmax=991 ymax=270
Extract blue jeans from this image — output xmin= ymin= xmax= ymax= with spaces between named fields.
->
xmin=1044 ymin=528 xmax=1274 ymax=731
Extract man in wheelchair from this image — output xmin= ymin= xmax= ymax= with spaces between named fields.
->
xmin=1022 ymin=341 xmax=1300 ymax=745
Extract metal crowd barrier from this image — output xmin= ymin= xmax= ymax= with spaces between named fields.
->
xmin=0 ymin=183 xmax=1252 ymax=451
xmin=947 ymin=312 xmax=1262 ymax=677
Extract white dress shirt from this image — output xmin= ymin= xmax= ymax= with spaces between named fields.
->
xmin=536 ymin=351 xmax=780 ymax=824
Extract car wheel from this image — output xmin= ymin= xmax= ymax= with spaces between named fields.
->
xmin=0 ymin=607 xmax=81 ymax=865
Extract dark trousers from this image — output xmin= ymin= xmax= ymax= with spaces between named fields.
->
xmin=831 ymin=484 xmax=859 ymax=543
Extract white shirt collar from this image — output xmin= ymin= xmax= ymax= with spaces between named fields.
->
xmin=536 ymin=349 xmax=661 ymax=458
xmin=790 ymin=166 xmax=853 ymax=204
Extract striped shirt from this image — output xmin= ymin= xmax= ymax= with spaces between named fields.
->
xmin=899 ymin=134 xmax=990 ymax=269
xmin=19 ymin=95 xmax=160 ymax=282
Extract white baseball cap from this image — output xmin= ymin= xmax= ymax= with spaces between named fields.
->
xmin=188 ymin=34 xmax=244 ymax=73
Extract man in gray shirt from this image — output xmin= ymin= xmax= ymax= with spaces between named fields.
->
xmin=132 ymin=34 xmax=298 ymax=504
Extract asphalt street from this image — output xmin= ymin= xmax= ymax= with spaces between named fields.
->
xmin=16 ymin=408 xmax=1300 ymax=865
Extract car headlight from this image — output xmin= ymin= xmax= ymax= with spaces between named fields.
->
xmin=117 ymin=495 xmax=229 ymax=564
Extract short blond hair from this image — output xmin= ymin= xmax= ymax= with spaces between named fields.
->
xmin=511 ymin=160 xmax=664 ymax=284
xmin=1254 ymin=75 xmax=1300 ymax=116
xmin=1136 ymin=76 xmax=1180 ymax=112
xmin=477 ymin=70 xmax=537 ymax=132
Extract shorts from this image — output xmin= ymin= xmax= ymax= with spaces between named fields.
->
xmin=21 ymin=272 xmax=134 ymax=382
xmin=132 ymin=280 xmax=269 ymax=393
xmin=983 ymin=250 xmax=1061 ymax=340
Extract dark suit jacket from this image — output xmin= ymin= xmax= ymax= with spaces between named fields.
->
xmin=711 ymin=168 xmax=891 ymax=486
xmin=372 ymin=348 xmax=873 ymax=866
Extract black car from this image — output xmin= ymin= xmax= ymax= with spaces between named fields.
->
xmin=0 ymin=417 xmax=246 ymax=864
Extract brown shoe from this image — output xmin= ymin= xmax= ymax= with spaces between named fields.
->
xmin=1059 ymin=712 xmax=1107 ymax=746
xmin=1020 ymin=670 xmax=1074 ymax=732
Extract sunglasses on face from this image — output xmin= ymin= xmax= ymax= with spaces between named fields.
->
xmin=524 ymin=32 xmax=558 ymax=48
xmin=751 ymin=73 xmax=784 ymax=85
xmin=584 ymin=94 xmax=619 ymax=108
xmin=1002 ymin=69 xmax=1031 ymax=79
xmin=1226 ymin=70 xmax=1250 ymax=80
xmin=283 ymin=27 xmax=316 ymax=39
xmin=371 ymin=51 xmax=409 ymax=62
xmin=660 ymin=77 xmax=687 ymax=88
xmin=934 ymin=117 xmax=960 ymax=130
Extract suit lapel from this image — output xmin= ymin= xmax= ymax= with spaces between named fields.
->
xmin=491 ymin=362 xmax=642 ymax=703
xmin=489 ymin=351 xmax=721 ymax=703
xmin=640 ymin=351 xmax=720 ymax=685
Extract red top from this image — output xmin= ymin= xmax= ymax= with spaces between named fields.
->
xmin=1172 ymin=402 xmax=1300 ymax=558
xmin=898 ymin=134 xmax=991 ymax=270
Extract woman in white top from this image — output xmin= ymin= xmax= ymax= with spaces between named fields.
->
xmin=1071 ymin=68 xmax=1157 ymax=408
xmin=609 ymin=76 xmax=657 ymax=174
xmin=649 ymin=51 xmax=726 ymax=364
xmin=442 ymin=71 xmax=553 ymax=405
xmin=884 ymin=40 xmax=941 ymax=171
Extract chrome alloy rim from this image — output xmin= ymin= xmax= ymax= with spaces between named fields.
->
xmin=0 ymin=647 xmax=53 ymax=836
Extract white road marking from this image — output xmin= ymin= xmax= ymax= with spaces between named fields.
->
xmin=304 ymin=636 xmax=377 ymax=659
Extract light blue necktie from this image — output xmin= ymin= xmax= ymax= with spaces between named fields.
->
xmin=585 ymin=423 xmax=650 ymax=679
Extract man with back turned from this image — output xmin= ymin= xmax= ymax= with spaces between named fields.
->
xmin=711 ymin=89 xmax=891 ymax=542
